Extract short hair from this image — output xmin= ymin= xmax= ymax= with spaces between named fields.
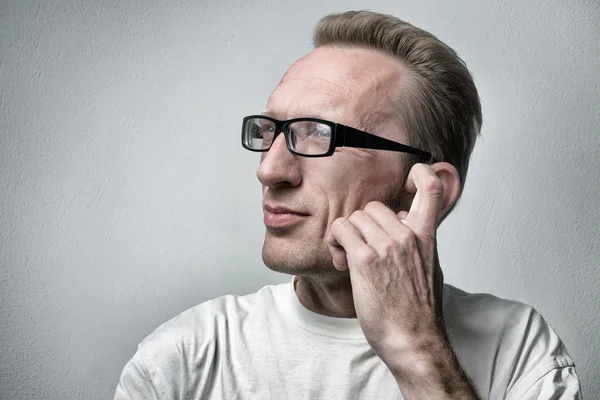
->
xmin=313 ymin=10 xmax=482 ymax=219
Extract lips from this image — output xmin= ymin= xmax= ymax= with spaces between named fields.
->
xmin=263 ymin=204 xmax=309 ymax=228
xmin=264 ymin=204 xmax=308 ymax=215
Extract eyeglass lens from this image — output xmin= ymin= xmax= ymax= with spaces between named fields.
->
xmin=244 ymin=117 xmax=332 ymax=155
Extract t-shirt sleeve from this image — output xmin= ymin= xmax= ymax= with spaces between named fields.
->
xmin=498 ymin=305 xmax=583 ymax=400
xmin=513 ymin=365 xmax=582 ymax=399
xmin=114 ymin=350 xmax=158 ymax=400
xmin=113 ymin=313 xmax=220 ymax=400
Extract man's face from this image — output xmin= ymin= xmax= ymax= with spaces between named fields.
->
xmin=258 ymin=46 xmax=410 ymax=282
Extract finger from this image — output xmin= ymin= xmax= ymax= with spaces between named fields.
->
xmin=347 ymin=210 xmax=391 ymax=248
xmin=363 ymin=201 xmax=409 ymax=238
xmin=327 ymin=241 xmax=349 ymax=271
xmin=404 ymin=163 xmax=444 ymax=236
xmin=327 ymin=217 xmax=377 ymax=267
xmin=349 ymin=209 xmax=412 ymax=259
xmin=326 ymin=222 xmax=349 ymax=271
xmin=362 ymin=202 xmax=427 ymax=269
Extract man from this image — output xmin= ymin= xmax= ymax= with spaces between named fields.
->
xmin=115 ymin=10 xmax=581 ymax=399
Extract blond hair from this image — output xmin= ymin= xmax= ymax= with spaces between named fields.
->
xmin=314 ymin=11 xmax=482 ymax=217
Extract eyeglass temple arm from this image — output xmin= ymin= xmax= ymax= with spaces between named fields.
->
xmin=336 ymin=125 xmax=434 ymax=162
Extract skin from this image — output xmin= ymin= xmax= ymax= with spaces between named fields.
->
xmin=257 ymin=45 xmax=480 ymax=399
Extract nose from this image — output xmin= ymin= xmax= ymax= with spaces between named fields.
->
xmin=256 ymin=131 xmax=302 ymax=188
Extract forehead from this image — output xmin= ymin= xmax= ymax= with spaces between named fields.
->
xmin=266 ymin=46 xmax=405 ymax=133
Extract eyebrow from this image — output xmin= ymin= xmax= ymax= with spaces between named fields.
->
xmin=260 ymin=109 xmax=337 ymax=122
xmin=261 ymin=108 xmax=276 ymax=118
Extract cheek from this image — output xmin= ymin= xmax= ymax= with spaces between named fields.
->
xmin=306 ymin=154 xmax=403 ymax=224
xmin=302 ymin=167 xmax=353 ymax=237
xmin=312 ymin=164 xmax=376 ymax=217
xmin=329 ymin=157 xmax=404 ymax=210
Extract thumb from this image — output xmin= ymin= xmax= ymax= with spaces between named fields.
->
xmin=397 ymin=210 xmax=409 ymax=220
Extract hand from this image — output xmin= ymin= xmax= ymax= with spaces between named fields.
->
xmin=326 ymin=163 xmax=447 ymax=366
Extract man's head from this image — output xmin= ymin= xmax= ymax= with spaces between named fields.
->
xmin=254 ymin=11 xmax=482 ymax=282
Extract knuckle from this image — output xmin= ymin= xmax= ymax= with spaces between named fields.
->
xmin=405 ymin=237 xmax=420 ymax=253
xmin=424 ymin=177 xmax=444 ymax=196
xmin=399 ymin=228 xmax=416 ymax=243
xmin=381 ymin=239 xmax=397 ymax=253
xmin=364 ymin=201 xmax=383 ymax=212
xmin=355 ymin=247 xmax=377 ymax=264
xmin=349 ymin=209 xmax=366 ymax=221
xmin=332 ymin=217 xmax=348 ymax=230
xmin=412 ymin=163 xmax=427 ymax=173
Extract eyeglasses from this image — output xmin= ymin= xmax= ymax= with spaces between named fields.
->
xmin=241 ymin=115 xmax=434 ymax=161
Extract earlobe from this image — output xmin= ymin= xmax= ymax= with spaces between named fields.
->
xmin=430 ymin=162 xmax=461 ymax=220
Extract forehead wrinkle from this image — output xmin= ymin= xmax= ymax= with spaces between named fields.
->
xmin=267 ymin=82 xmax=350 ymax=122
xmin=268 ymin=46 xmax=405 ymax=132
xmin=278 ymin=76 xmax=354 ymax=100
xmin=281 ymin=75 xmax=348 ymax=91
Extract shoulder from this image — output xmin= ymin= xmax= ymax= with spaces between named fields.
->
xmin=443 ymin=284 xmax=579 ymax=398
xmin=443 ymin=283 xmax=566 ymax=351
xmin=115 ymin=282 xmax=287 ymax=398
xmin=139 ymin=282 xmax=285 ymax=352
xmin=443 ymin=283 xmax=534 ymax=327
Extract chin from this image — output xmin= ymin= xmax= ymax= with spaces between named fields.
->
xmin=261 ymin=237 xmax=347 ymax=283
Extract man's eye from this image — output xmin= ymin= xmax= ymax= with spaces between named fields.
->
xmin=316 ymin=128 xmax=331 ymax=138
xmin=263 ymin=125 xmax=276 ymax=134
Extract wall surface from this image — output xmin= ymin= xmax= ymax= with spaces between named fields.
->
xmin=1 ymin=0 xmax=598 ymax=398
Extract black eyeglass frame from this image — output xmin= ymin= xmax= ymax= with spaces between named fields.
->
xmin=241 ymin=115 xmax=434 ymax=162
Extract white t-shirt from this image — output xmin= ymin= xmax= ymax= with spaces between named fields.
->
xmin=115 ymin=277 xmax=582 ymax=399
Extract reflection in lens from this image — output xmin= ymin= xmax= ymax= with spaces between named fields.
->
xmin=289 ymin=121 xmax=331 ymax=155
xmin=247 ymin=118 xmax=276 ymax=150
xmin=289 ymin=129 xmax=297 ymax=150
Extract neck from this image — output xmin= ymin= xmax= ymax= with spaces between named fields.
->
xmin=294 ymin=275 xmax=357 ymax=318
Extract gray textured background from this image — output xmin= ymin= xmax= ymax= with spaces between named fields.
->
xmin=1 ymin=0 xmax=599 ymax=398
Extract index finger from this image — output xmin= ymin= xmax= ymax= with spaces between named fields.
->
xmin=403 ymin=163 xmax=444 ymax=236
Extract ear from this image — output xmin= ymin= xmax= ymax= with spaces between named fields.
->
xmin=430 ymin=162 xmax=461 ymax=221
